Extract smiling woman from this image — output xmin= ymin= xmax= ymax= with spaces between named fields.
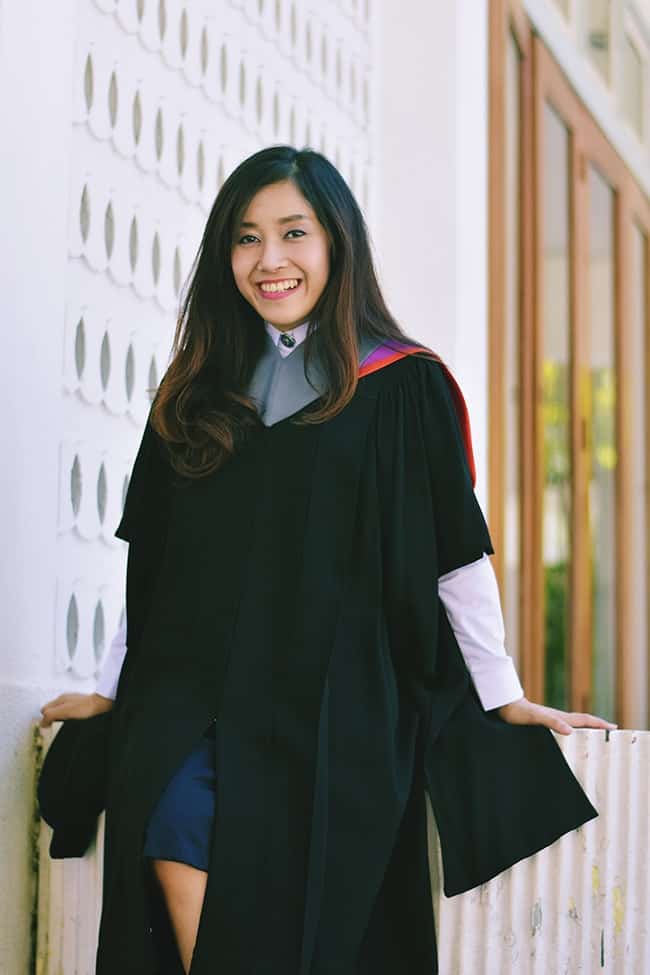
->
xmin=143 ymin=147 xmax=412 ymax=481
xmin=39 ymin=145 xmax=609 ymax=975
xmin=231 ymin=186 xmax=330 ymax=322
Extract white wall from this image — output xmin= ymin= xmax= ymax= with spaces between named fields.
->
xmin=0 ymin=2 xmax=78 ymax=970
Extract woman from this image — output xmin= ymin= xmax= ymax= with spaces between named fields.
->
xmin=40 ymin=146 xmax=613 ymax=975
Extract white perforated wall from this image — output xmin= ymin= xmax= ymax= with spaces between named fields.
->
xmin=58 ymin=0 xmax=377 ymax=690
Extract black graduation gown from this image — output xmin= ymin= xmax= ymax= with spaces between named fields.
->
xmin=95 ymin=349 xmax=597 ymax=975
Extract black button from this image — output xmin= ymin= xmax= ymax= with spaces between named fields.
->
xmin=280 ymin=332 xmax=296 ymax=348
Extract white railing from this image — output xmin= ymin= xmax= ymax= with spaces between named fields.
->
xmin=33 ymin=726 xmax=649 ymax=974
xmin=429 ymin=728 xmax=650 ymax=974
xmin=33 ymin=723 xmax=105 ymax=975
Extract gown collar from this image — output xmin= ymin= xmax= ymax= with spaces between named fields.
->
xmin=247 ymin=323 xmax=383 ymax=427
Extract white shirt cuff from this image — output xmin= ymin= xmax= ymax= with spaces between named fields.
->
xmin=438 ymin=554 xmax=525 ymax=711
xmin=95 ymin=611 xmax=127 ymax=700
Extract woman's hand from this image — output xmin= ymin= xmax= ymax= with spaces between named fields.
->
xmin=39 ymin=692 xmax=114 ymax=728
xmin=497 ymin=696 xmax=617 ymax=736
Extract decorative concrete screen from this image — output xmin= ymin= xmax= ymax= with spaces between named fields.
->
xmin=57 ymin=0 xmax=375 ymax=696
xmin=34 ymin=727 xmax=649 ymax=974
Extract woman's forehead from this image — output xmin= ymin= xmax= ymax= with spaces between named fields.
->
xmin=239 ymin=180 xmax=314 ymax=223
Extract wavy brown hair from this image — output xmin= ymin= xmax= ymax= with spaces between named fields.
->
xmin=152 ymin=144 xmax=422 ymax=477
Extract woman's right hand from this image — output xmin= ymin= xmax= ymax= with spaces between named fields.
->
xmin=39 ymin=692 xmax=114 ymax=728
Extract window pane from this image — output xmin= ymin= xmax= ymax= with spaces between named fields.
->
xmin=629 ymin=223 xmax=649 ymax=727
xmin=585 ymin=0 xmax=611 ymax=84
xmin=622 ymin=33 xmax=644 ymax=140
xmin=504 ymin=31 xmax=522 ymax=668
xmin=542 ymin=103 xmax=572 ymax=710
xmin=588 ymin=164 xmax=617 ymax=722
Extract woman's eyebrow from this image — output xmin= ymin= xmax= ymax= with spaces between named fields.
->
xmin=238 ymin=213 xmax=312 ymax=228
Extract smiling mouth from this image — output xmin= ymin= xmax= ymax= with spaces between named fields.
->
xmin=256 ymin=279 xmax=302 ymax=297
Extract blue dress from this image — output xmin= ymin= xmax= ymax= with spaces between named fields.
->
xmin=142 ymin=722 xmax=217 ymax=871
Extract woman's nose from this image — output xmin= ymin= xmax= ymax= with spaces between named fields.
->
xmin=257 ymin=242 xmax=288 ymax=271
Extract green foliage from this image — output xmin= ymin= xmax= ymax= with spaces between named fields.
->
xmin=544 ymin=559 xmax=569 ymax=710
xmin=542 ymin=359 xmax=570 ymax=486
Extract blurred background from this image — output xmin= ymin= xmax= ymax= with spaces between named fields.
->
xmin=0 ymin=0 xmax=648 ymax=970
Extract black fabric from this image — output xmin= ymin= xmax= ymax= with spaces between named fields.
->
xmin=65 ymin=352 xmax=595 ymax=975
xmin=425 ymin=681 xmax=598 ymax=895
xmin=113 ymin=415 xmax=171 ymax=705
xmin=37 ymin=710 xmax=112 ymax=858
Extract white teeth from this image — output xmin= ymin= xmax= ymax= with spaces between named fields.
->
xmin=259 ymin=278 xmax=299 ymax=293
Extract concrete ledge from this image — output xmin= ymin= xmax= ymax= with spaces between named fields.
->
xmin=34 ymin=725 xmax=649 ymax=974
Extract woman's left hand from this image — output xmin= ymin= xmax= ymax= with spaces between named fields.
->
xmin=497 ymin=696 xmax=617 ymax=735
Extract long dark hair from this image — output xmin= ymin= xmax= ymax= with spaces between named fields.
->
xmin=152 ymin=144 xmax=421 ymax=477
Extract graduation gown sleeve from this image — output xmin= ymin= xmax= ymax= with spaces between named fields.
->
xmin=374 ymin=353 xmax=598 ymax=898
xmin=374 ymin=354 xmax=494 ymax=717
xmin=114 ymin=411 xmax=170 ymax=545
xmin=112 ymin=412 xmax=172 ymax=698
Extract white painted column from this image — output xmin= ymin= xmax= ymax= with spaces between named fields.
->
xmin=374 ymin=0 xmax=490 ymax=507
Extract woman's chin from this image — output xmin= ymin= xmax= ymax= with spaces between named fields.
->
xmin=260 ymin=306 xmax=314 ymax=329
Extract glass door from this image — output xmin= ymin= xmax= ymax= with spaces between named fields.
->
xmin=540 ymin=102 xmax=573 ymax=710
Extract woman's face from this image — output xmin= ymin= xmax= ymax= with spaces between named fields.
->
xmin=231 ymin=179 xmax=331 ymax=331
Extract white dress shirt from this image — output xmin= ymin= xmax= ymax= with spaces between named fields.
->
xmin=265 ymin=318 xmax=311 ymax=356
xmin=96 ymin=320 xmax=525 ymax=711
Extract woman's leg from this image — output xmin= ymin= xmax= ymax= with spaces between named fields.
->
xmin=151 ymin=858 xmax=208 ymax=974
xmin=144 ymin=728 xmax=217 ymax=972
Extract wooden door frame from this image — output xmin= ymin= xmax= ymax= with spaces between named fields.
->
xmin=488 ymin=0 xmax=537 ymax=696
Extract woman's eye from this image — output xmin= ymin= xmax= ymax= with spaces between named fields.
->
xmin=237 ymin=229 xmax=305 ymax=245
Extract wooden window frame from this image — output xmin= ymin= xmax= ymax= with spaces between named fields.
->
xmin=488 ymin=0 xmax=537 ymax=696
